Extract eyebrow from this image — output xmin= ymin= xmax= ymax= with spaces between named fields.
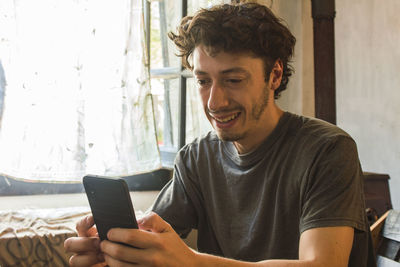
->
xmin=194 ymin=67 xmax=249 ymax=76
xmin=221 ymin=67 xmax=248 ymax=74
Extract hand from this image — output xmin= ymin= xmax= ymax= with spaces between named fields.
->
xmin=101 ymin=212 xmax=197 ymax=267
xmin=64 ymin=215 xmax=107 ymax=267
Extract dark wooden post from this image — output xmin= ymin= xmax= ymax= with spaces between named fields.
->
xmin=178 ymin=0 xmax=188 ymax=150
xmin=312 ymin=0 xmax=336 ymax=124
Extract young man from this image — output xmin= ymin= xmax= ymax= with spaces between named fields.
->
xmin=65 ymin=3 xmax=375 ymax=266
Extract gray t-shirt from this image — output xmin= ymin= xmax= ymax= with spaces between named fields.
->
xmin=151 ymin=112 xmax=375 ymax=266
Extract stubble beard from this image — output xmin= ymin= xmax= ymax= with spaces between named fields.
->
xmin=214 ymin=85 xmax=269 ymax=142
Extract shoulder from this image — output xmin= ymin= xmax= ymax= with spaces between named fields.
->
xmin=175 ymin=131 xmax=220 ymax=166
xmin=279 ymin=113 xmax=360 ymax=175
xmin=286 ymin=113 xmax=357 ymax=151
xmin=288 ymin=113 xmax=351 ymax=140
xmin=172 ymin=131 xmax=221 ymax=184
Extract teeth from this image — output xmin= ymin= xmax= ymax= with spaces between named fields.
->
xmin=213 ymin=113 xmax=239 ymax=123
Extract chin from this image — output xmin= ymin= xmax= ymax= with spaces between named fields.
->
xmin=215 ymin=130 xmax=244 ymax=142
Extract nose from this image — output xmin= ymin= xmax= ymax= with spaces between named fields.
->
xmin=207 ymin=81 xmax=229 ymax=112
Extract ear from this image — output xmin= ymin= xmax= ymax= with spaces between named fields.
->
xmin=268 ymin=59 xmax=283 ymax=91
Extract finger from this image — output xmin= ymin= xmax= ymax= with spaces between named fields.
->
xmin=76 ymin=215 xmax=95 ymax=237
xmin=69 ymin=252 xmax=104 ymax=267
xmin=104 ymin=253 xmax=137 ymax=267
xmin=138 ymin=212 xmax=172 ymax=233
xmin=64 ymin=236 xmax=100 ymax=253
xmin=87 ymin=224 xmax=98 ymax=237
xmin=101 ymin=240 xmax=146 ymax=264
xmin=107 ymin=228 xmax=158 ymax=249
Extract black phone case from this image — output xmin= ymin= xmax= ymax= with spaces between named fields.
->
xmin=83 ymin=175 xmax=138 ymax=241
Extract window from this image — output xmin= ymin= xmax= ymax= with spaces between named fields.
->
xmin=0 ymin=0 xmax=224 ymax=195
xmin=0 ymin=0 xmax=164 ymax=194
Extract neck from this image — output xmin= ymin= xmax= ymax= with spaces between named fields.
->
xmin=233 ymin=104 xmax=283 ymax=154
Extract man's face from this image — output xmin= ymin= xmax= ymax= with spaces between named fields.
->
xmin=192 ymin=46 xmax=274 ymax=146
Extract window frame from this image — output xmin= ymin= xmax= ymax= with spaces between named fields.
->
xmin=148 ymin=0 xmax=190 ymax=168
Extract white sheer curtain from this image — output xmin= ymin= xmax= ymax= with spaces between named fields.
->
xmin=0 ymin=0 xmax=161 ymax=182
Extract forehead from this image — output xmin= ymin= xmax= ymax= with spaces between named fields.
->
xmin=192 ymin=46 xmax=264 ymax=75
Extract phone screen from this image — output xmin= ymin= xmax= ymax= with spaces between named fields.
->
xmin=83 ymin=175 xmax=138 ymax=241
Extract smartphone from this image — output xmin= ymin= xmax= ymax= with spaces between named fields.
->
xmin=83 ymin=175 xmax=138 ymax=241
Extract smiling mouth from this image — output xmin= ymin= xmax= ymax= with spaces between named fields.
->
xmin=210 ymin=112 xmax=241 ymax=123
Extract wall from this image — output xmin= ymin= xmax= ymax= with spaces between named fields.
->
xmin=272 ymin=0 xmax=315 ymax=117
xmin=270 ymin=0 xmax=399 ymax=208
xmin=335 ymin=0 xmax=400 ymax=208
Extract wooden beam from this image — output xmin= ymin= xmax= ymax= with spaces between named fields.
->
xmin=312 ymin=0 xmax=336 ymax=124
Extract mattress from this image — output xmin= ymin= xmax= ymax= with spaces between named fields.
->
xmin=0 ymin=206 xmax=91 ymax=267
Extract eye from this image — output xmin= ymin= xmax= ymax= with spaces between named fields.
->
xmin=196 ymin=79 xmax=210 ymax=86
xmin=226 ymin=79 xmax=242 ymax=84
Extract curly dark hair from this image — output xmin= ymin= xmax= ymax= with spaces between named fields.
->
xmin=168 ymin=2 xmax=296 ymax=99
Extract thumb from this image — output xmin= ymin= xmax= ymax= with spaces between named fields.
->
xmin=76 ymin=215 xmax=96 ymax=237
xmin=138 ymin=212 xmax=172 ymax=233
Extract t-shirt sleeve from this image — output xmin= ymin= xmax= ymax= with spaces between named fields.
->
xmin=150 ymin=147 xmax=203 ymax=238
xmin=299 ymin=135 xmax=368 ymax=234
